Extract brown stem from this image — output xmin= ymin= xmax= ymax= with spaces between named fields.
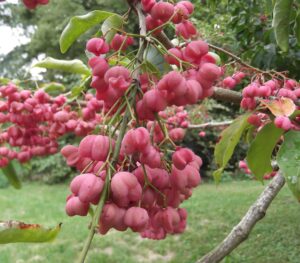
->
xmin=196 ymin=173 xmax=285 ymax=263
xmin=208 ymin=43 xmax=267 ymax=74
xmin=211 ymin=87 xmax=243 ymax=105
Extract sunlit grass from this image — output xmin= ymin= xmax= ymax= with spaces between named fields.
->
xmin=0 ymin=180 xmax=299 ymax=263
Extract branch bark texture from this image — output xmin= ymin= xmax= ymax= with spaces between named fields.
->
xmin=196 ymin=173 xmax=286 ymax=263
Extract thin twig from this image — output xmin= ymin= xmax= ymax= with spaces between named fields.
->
xmin=208 ymin=43 xmax=267 ymax=74
xmin=188 ymin=121 xmax=233 ymax=129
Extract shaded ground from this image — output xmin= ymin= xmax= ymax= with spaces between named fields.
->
xmin=0 ymin=180 xmax=299 ymax=263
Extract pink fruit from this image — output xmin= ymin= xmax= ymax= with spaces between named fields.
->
xmin=124 ymin=207 xmax=149 ymax=232
xmin=222 ymin=77 xmax=237 ymax=89
xmin=172 ymin=148 xmax=195 ymax=170
xmin=171 ymin=164 xmax=201 ymax=192
xmin=178 ymin=1 xmax=194 ymax=14
xmin=274 ymin=116 xmax=292 ymax=131
xmin=247 ymin=114 xmax=261 ymax=127
xmin=198 ymin=131 xmax=206 ymax=137
xmin=111 ymin=172 xmax=142 ymax=207
xmin=65 ymin=195 xmax=89 ymax=217
xmin=99 ymin=203 xmax=127 ymax=234
xmin=104 ymin=66 xmax=132 ymax=91
xmin=175 ymin=20 xmax=197 ymax=39
xmin=140 ymin=146 xmax=161 ymax=168
xmin=151 ymin=2 xmax=174 ymax=22
xmin=79 ymin=135 xmax=114 ymax=161
xmin=146 ymin=15 xmax=163 ymax=34
xmin=169 ymin=128 xmax=185 ymax=141
xmin=143 ymin=89 xmax=167 ymax=112
xmin=70 ymin=173 xmax=104 ymax=204
xmin=164 ymin=48 xmax=183 ymax=67
xmin=121 ymin=127 xmax=151 ymax=155
xmin=183 ymin=40 xmax=209 ymax=62
xmin=141 ymin=0 xmax=156 ymax=12
xmin=88 ymin=57 xmax=109 ymax=77
xmin=110 ymin=34 xmax=134 ymax=51
xmin=197 ymin=63 xmax=221 ymax=82
xmin=86 ymin=38 xmax=109 ymax=56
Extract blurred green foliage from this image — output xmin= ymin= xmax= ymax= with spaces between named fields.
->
xmin=25 ymin=153 xmax=75 ymax=184
xmin=191 ymin=0 xmax=300 ymax=79
xmin=0 ymin=0 xmax=127 ymax=81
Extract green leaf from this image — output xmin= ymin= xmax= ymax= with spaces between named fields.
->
xmin=101 ymin=15 xmax=123 ymax=43
xmin=43 ymin=82 xmax=66 ymax=95
xmin=60 ymin=10 xmax=116 ymax=53
xmin=246 ymin=123 xmax=284 ymax=182
xmin=70 ymin=76 xmax=91 ymax=99
xmin=295 ymin=11 xmax=300 ymax=45
xmin=0 ymin=161 xmax=21 ymax=189
xmin=277 ymin=131 xmax=300 ymax=202
xmin=34 ymin=57 xmax=90 ymax=75
xmin=144 ymin=46 xmax=170 ymax=74
xmin=141 ymin=61 xmax=162 ymax=78
xmin=0 ymin=221 xmax=61 ymax=244
xmin=108 ymin=56 xmax=131 ymax=67
xmin=272 ymin=0 xmax=293 ymax=52
xmin=213 ymin=113 xmax=251 ymax=182
xmin=245 ymin=125 xmax=256 ymax=144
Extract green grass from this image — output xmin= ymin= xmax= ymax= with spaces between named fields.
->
xmin=0 ymin=181 xmax=299 ymax=263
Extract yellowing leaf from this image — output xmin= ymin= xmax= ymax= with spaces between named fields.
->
xmin=261 ymin=97 xmax=296 ymax=117
xmin=0 ymin=221 xmax=61 ymax=244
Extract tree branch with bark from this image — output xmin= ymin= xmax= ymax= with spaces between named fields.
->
xmin=196 ymin=173 xmax=285 ymax=263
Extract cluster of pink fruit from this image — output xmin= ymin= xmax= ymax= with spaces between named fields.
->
xmin=222 ymin=71 xmax=246 ymax=89
xmin=61 ymin=0 xmax=221 ymax=239
xmin=22 ymin=0 xmax=49 ymax=9
xmin=63 ymin=126 xmax=202 ymax=239
xmin=87 ymin=41 xmax=221 ymax=116
xmin=0 ymin=83 xmax=103 ymax=167
xmin=86 ymin=37 xmax=134 ymax=111
xmin=241 ymin=79 xmax=300 ymax=130
xmin=85 ymin=2 xmax=221 ymax=114
xmin=136 ymin=43 xmax=222 ymax=120
xmin=164 ymin=40 xmax=222 ymax=96
xmin=143 ymin=0 xmax=197 ymax=39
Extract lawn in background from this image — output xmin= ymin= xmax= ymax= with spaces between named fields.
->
xmin=0 ymin=180 xmax=299 ymax=263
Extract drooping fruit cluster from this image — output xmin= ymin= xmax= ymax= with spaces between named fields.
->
xmin=60 ymin=0 xmax=224 ymax=240
xmin=62 ymin=126 xmax=202 ymax=239
xmin=86 ymin=37 xmax=221 ymax=116
xmin=86 ymin=38 xmax=134 ymax=111
xmin=22 ymin=0 xmax=49 ymax=9
xmin=241 ymin=79 xmax=300 ymax=131
xmin=0 ymin=83 xmax=103 ymax=167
